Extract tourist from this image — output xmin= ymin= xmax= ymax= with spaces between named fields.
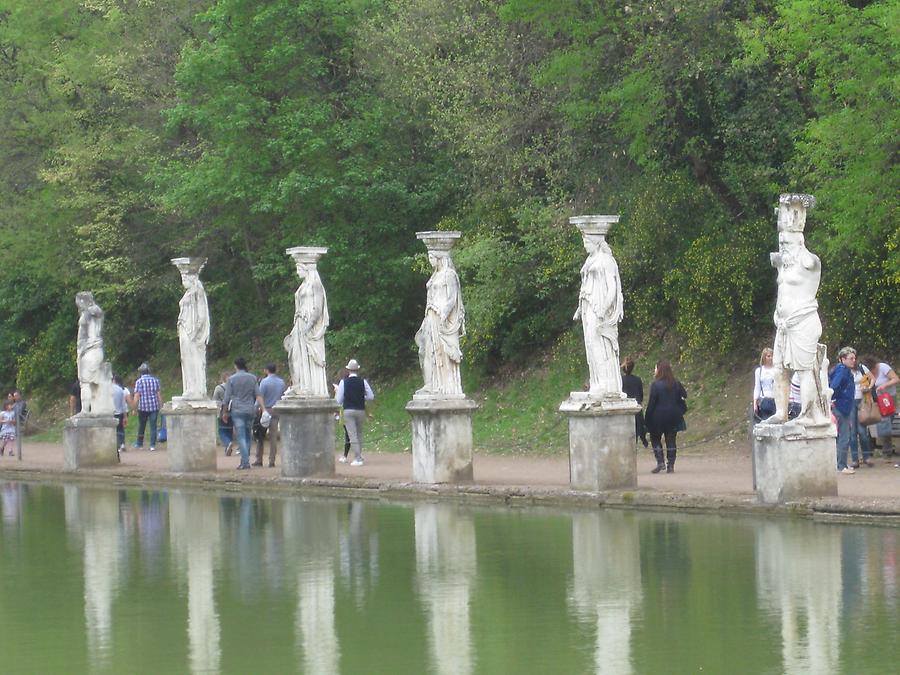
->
xmin=223 ymin=358 xmax=268 ymax=470
xmin=621 ymin=357 xmax=647 ymax=447
xmin=68 ymin=379 xmax=82 ymax=416
xmin=131 ymin=362 xmax=161 ymax=451
xmin=333 ymin=368 xmax=352 ymax=463
xmin=849 ymin=354 xmax=873 ymax=467
xmin=213 ymin=371 xmax=234 ymax=455
xmin=0 ymin=399 xmax=15 ymax=457
xmin=11 ymin=390 xmax=26 ymax=425
xmin=861 ymin=356 xmax=899 ymax=462
xmin=111 ymin=375 xmax=130 ymax=452
xmin=334 ymin=359 xmax=374 ymax=467
xmin=752 ymin=348 xmax=776 ymax=422
xmin=254 ymin=363 xmax=286 ymax=467
xmin=829 ymin=347 xmax=857 ymax=474
xmin=644 ymin=360 xmax=687 ymax=473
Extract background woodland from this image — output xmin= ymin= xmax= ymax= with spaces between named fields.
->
xmin=0 ymin=0 xmax=896 ymax=397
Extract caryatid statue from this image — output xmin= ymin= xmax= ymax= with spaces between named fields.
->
xmin=415 ymin=231 xmax=466 ymax=397
xmin=764 ymin=194 xmax=831 ymax=426
xmin=173 ymin=257 xmax=210 ymax=400
xmin=75 ymin=291 xmax=114 ymax=415
xmin=283 ymin=247 xmax=330 ymax=397
xmin=571 ymin=215 xmax=624 ymax=397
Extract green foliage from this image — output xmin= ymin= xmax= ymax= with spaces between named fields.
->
xmin=0 ymin=0 xmax=896 ymax=402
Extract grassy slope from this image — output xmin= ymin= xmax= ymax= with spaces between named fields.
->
xmin=25 ymin=327 xmax=758 ymax=454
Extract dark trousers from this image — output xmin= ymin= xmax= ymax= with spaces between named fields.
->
xmin=649 ymin=431 xmax=677 ymax=451
xmin=136 ymin=410 xmax=159 ymax=447
xmin=115 ymin=413 xmax=126 ymax=449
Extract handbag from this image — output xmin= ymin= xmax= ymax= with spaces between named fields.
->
xmin=877 ymin=391 xmax=896 ymax=417
xmin=858 ymin=395 xmax=882 ymax=426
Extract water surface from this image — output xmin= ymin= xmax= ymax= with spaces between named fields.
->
xmin=0 ymin=481 xmax=897 ymax=674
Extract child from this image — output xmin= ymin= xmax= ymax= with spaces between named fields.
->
xmin=0 ymin=399 xmax=16 ymax=457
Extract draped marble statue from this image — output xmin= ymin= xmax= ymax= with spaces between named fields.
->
xmin=75 ymin=291 xmax=114 ymax=415
xmin=763 ymin=194 xmax=830 ymax=427
xmin=173 ymin=258 xmax=210 ymax=400
xmin=415 ymin=232 xmax=465 ymax=398
xmin=283 ymin=247 xmax=330 ymax=397
xmin=571 ymin=216 xmax=623 ymax=397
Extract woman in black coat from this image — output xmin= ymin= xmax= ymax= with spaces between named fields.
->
xmin=645 ymin=360 xmax=687 ymax=473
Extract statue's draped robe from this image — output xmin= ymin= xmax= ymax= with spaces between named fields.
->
xmin=578 ymin=249 xmax=623 ymax=395
xmin=416 ymin=266 xmax=465 ymax=396
xmin=284 ymin=272 xmax=329 ymax=396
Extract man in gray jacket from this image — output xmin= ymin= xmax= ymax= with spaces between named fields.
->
xmin=223 ymin=357 xmax=268 ymax=470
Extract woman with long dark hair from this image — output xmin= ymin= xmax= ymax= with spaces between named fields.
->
xmin=645 ymin=360 xmax=688 ymax=473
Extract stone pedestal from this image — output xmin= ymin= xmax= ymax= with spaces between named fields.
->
xmin=753 ymin=422 xmax=838 ymax=504
xmin=276 ymin=396 xmax=339 ymax=478
xmin=559 ymin=393 xmax=641 ymax=491
xmin=64 ymin=414 xmax=118 ymax=470
xmin=163 ymin=399 xmax=218 ymax=472
xmin=406 ymin=397 xmax=479 ymax=483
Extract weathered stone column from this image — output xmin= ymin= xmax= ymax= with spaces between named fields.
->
xmin=65 ymin=291 xmax=118 ymax=470
xmin=275 ymin=246 xmax=339 ymax=478
xmin=753 ymin=194 xmax=836 ymax=503
xmin=165 ymin=257 xmax=218 ymax=472
xmin=406 ymin=231 xmax=479 ymax=483
xmin=560 ymin=216 xmax=640 ymax=490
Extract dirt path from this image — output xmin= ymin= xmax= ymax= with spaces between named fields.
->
xmin=3 ymin=439 xmax=898 ymax=504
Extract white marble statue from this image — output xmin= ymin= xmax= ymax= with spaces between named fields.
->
xmin=75 ymin=291 xmax=114 ymax=415
xmin=571 ymin=216 xmax=624 ymax=397
xmin=415 ymin=232 xmax=465 ymax=397
xmin=173 ymin=258 xmax=210 ymax=400
xmin=764 ymin=194 xmax=831 ymax=427
xmin=283 ymin=247 xmax=330 ymax=397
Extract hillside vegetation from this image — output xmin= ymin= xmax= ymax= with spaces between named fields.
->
xmin=0 ymin=0 xmax=896 ymax=401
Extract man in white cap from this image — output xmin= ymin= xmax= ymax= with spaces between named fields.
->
xmin=334 ymin=359 xmax=374 ymax=466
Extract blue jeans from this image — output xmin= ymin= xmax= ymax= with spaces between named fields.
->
xmin=218 ymin=417 xmax=233 ymax=449
xmin=835 ymin=407 xmax=852 ymax=469
xmin=136 ymin=410 xmax=158 ymax=447
xmin=231 ymin=413 xmax=253 ymax=467
xmin=850 ymin=401 xmax=872 ymax=463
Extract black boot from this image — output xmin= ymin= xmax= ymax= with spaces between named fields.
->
xmin=651 ymin=448 xmax=665 ymax=473
xmin=666 ymin=449 xmax=676 ymax=473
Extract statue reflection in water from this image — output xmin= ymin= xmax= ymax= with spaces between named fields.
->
xmin=282 ymin=499 xmax=340 ymax=675
xmin=568 ymin=511 xmax=642 ymax=675
xmin=169 ymin=491 xmax=221 ymax=675
xmin=414 ymin=502 xmax=476 ymax=675
xmin=756 ymin=521 xmax=842 ymax=674
xmin=64 ymin=486 xmax=122 ymax=670
xmin=338 ymin=501 xmax=380 ymax=608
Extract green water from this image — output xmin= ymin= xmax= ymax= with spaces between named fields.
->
xmin=0 ymin=481 xmax=897 ymax=674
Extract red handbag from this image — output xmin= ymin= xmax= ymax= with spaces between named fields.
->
xmin=877 ymin=391 xmax=896 ymax=417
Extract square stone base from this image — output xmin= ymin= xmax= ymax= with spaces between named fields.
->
xmin=406 ymin=398 xmax=478 ymax=483
xmin=64 ymin=415 xmax=118 ymax=470
xmin=275 ymin=397 xmax=339 ymax=478
xmin=560 ymin=395 xmax=641 ymax=491
xmin=163 ymin=401 xmax=218 ymax=472
xmin=753 ymin=423 xmax=838 ymax=504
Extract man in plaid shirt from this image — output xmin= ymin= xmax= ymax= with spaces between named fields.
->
xmin=131 ymin=362 xmax=161 ymax=450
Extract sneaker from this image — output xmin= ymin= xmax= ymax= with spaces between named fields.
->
xmin=840 ymin=467 xmax=856 ymax=474
xmin=350 ymin=459 xmax=364 ymax=467
xmin=251 ymin=461 xmax=263 ymax=467
xmin=850 ymin=461 xmax=860 ymax=469
xmin=118 ymin=445 xmax=126 ymax=452
xmin=237 ymin=464 xmax=251 ymax=470
xmin=149 ymin=446 xmax=156 ymax=452
xmin=338 ymin=456 xmax=348 ymax=464
xmin=863 ymin=459 xmax=874 ymax=467
xmin=132 ymin=443 xmax=142 ymax=449
xmin=224 ymin=443 xmax=233 ymax=457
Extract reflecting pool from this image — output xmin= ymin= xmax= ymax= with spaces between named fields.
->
xmin=1 ymin=481 xmax=898 ymax=674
